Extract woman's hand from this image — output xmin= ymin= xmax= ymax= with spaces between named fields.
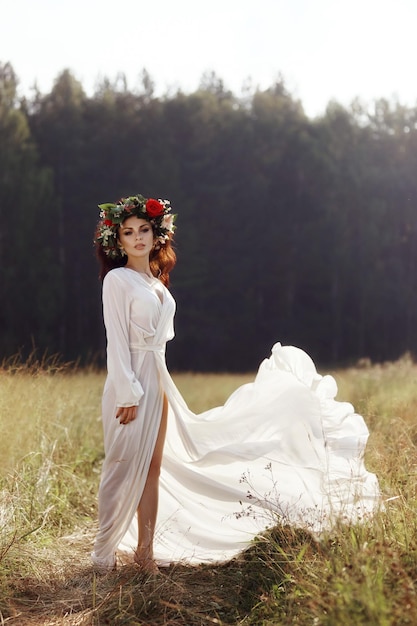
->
xmin=116 ymin=406 xmax=137 ymax=425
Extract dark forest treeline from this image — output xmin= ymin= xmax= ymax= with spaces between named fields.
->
xmin=1 ymin=61 xmax=417 ymax=371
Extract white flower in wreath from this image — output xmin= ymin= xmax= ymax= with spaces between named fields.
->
xmin=161 ymin=214 xmax=174 ymax=232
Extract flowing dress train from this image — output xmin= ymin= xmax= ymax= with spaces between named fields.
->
xmin=91 ymin=267 xmax=380 ymax=568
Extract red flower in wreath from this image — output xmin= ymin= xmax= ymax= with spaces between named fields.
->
xmin=145 ymin=198 xmax=164 ymax=218
xmin=104 ymin=219 xmax=113 ymax=226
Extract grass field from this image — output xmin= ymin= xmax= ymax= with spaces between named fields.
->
xmin=1 ymin=354 xmax=417 ymax=625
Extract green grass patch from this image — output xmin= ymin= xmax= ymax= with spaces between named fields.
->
xmin=0 ymin=356 xmax=416 ymax=624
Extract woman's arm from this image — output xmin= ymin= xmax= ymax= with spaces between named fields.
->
xmin=103 ymin=271 xmax=144 ymax=407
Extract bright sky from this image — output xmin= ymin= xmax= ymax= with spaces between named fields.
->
xmin=1 ymin=0 xmax=416 ymax=118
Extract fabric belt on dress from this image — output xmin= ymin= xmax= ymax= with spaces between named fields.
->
xmin=130 ymin=344 xmax=165 ymax=353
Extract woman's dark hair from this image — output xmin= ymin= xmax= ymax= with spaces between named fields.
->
xmin=95 ymin=223 xmax=176 ymax=287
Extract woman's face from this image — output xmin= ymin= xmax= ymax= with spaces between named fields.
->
xmin=118 ymin=216 xmax=154 ymax=260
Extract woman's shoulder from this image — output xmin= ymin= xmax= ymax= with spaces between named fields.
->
xmin=105 ymin=267 xmax=126 ymax=279
xmin=103 ymin=267 xmax=123 ymax=283
xmin=103 ymin=267 xmax=130 ymax=291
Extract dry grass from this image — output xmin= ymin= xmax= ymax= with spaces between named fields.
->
xmin=0 ymin=355 xmax=417 ymax=624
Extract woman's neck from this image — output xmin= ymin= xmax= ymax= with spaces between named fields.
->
xmin=125 ymin=260 xmax=153 ymax=277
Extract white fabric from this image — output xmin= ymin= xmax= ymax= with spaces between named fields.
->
xmin=91 ymin=267 xmax=380 ymax=568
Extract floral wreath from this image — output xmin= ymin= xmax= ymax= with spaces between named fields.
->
xmin=95 ymin=193 xmax=176 ymax=259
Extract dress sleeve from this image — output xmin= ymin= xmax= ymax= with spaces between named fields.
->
xmin=102 ymin=272 xmax=144 ymax=407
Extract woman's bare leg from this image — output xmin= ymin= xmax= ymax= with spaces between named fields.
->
xmin=134 ymin=395 xmax=168 ymax=572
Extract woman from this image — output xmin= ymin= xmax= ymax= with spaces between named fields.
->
xmin=91 ymin=193 xmax=381 ymax=573
xmin=91 ymin=194 xmax=176 ymax=572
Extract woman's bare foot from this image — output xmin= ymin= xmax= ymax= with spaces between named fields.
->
xmin=134 ymin=548 xmax=159 ymax=574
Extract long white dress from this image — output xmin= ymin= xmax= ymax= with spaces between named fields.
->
xmin=91 ymin=267 xmax=380 ymax=568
